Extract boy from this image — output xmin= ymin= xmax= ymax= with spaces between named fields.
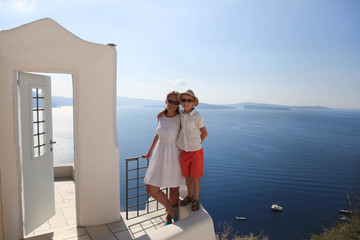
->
xmin=177 ymin=90 xmax=207 ymax=211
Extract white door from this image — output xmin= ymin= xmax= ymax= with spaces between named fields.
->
xmin=19 ymin=72 xmax=55 ymax=235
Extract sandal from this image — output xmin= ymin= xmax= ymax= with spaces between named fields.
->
xmin=180 ymin=196 xmax=193 ymax=206
xmin=164 ymin=211 xmax=173 ymax=226
xmin=191 ymin=200 xmax=200 ymax=211
xmin=164 ymin=219 xmax=172 ymax=226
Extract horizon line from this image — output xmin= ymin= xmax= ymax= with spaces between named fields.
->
xmin=52 ymin=95 xmax=360 ymax=110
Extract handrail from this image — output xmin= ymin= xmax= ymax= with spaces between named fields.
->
xmin=126 ymin=156 xmax=168 ymax=220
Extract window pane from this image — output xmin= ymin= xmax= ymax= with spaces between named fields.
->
xmin=39 ymin=123 xmax=44 ymax=133
xmin=37 ymin=98 xmax=44 ymax=109
xmin=33 ymin=123 xmax=38 ymax=134
xmin=33 ymin=111 xmax=38 ymax=122
xmin=39 ymin=146 xmax=45 ymax=156
xmin=40 ymin=134 xmax=45 ymax=145
xmin=38 ymin=111 xmax=44 ymax=122
xmin=34 ymin=149 xmax=39 ymax=158
xmin=37 ymin=89 xmax=43 ymax=97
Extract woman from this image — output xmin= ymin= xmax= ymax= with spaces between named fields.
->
xmin=142 ymin=91 xmax=185 ymax=225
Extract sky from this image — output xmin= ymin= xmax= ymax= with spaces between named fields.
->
xmin=1 ymin=0 xmax=360 ymax=109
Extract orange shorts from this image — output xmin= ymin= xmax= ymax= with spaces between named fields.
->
xmin=180 ymin=148 xmax=204 ymax=178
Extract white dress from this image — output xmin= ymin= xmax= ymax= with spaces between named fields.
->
xmin=144 ymin=114 xmax=185 ymax=188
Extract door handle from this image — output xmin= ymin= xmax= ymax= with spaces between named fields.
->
xmin=50 ymin=140 xmax=57 ymax=145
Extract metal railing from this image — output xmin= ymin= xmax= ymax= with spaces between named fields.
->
xmin=126 ymin=156 xmax=168 ymax=220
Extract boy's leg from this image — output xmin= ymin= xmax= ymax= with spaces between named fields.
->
xmin=189 ymin=148 xmax=203 ymax=201
xmin=192 ymin=177 xmax=200 ymax=201
xmin=186 ymin=177 xmax=193 ymax=197
xmin=191 ymin=177 xmax=201 ymax=211
xmin=180 ymin=150 xmax=192 ymax=198
xmin=180 ymin=177 xmax=193 ymax=206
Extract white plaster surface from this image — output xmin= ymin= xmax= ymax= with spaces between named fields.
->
xmin=0 ymin=18 xmax=120 ymax=239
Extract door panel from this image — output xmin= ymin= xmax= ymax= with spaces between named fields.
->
xmin=19 ymin=72 xmax=55 ymax=235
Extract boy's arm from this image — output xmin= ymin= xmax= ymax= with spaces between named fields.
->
xmin=200 ymin=126 xmax=207 ymax=143
xmin=157 ymin=109 xmax=166 ymax=119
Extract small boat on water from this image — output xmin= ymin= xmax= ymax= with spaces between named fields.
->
xmin=235 ymin=216 xmax=246 ymax=221
xmin=339 ymin=193 xmax=352 ymax=215
xmin=339 ymin=209 xmax=352 ymax=215
xmin=271 ymin=203 xmax=283 ymax=212
xmin=271 ymin=192 xmax=283 ymax=212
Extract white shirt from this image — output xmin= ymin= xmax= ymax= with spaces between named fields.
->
xmin=176 ymin=109 xmax=205 ymax=152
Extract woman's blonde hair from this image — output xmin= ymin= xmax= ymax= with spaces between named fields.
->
xmin=166 ymin=91 xmax=179 ymax=99
xmin=164 ymin=91 xmax=180 ymax=114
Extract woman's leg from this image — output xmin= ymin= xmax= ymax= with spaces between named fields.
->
xmin=147 ymin=185 xmax=174 ymax=219
xmin=169 ymin=187 xmax=180 ymax=206
xmin=167 ymin=187 xmax=180 ymax=222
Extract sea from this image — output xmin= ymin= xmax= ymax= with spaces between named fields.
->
xmin=53 ymin=105 xmax=360 ymax=240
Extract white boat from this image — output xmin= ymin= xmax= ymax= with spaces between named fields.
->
xmin=271 ymin=203 xmax=283 ymax=212
xmin=235 ymin=216 xmax=246 ymax=221
xmin=339 ymin=209 xmax=352 ymax=215
xmin=339 ymin=193 xmax=352 ymax=215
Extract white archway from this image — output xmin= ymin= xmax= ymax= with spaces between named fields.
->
xmin=0 ymin=18 xmax=120 ymax=239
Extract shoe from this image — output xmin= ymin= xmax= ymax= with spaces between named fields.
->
xmin=164 ymin=217 xmax=173 ymax=226
xmin=191 ymin=200 xmax=200 ymax=211
xmin=180 ymin=196 xmax=193 ymax=206
xmin=164 ymin=221 xmax=172 ymax=226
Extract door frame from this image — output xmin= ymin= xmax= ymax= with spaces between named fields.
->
xmin=15 ymin=70 xmax=78 ymax=237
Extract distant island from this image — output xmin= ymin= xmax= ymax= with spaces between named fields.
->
xmin=196 ymin=103 xmax=235 ymax=109
xmin=244 ymin=104 xmax=290 ymax=110
xmin=229 ymin=102 xmax=330 ymax=110
xmin=52 ymin=96 xmax=73 ymax=107
xmin=52 ymin=96 xmax=331 ymax=110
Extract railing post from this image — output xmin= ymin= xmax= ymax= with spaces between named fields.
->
xmin=146 ymin=157 xmax=149 ymax=214
xmin=126 ymin=157 xmax=129 ymax=220
xmin=136 ymin=157 xmax=139 ymax=218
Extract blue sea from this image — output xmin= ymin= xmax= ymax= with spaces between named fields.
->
xmin=117 ymin=106 xmax=360 ymax=240
xmin=54 ymin=106 xmax=360 ymax=239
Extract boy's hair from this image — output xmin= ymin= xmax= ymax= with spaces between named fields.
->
xmin=164 ymin=91 xmax=180 ymax=114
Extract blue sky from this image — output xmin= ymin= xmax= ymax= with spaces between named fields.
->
xmin=1 ymin=0 xmax=359 ymax=108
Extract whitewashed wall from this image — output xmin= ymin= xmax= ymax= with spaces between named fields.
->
xmin=0 ymin=18 xmax=120 ymax=239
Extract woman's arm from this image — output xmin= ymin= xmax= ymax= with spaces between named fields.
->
xmin=142 ymin=134 xmax=159 ymax=159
